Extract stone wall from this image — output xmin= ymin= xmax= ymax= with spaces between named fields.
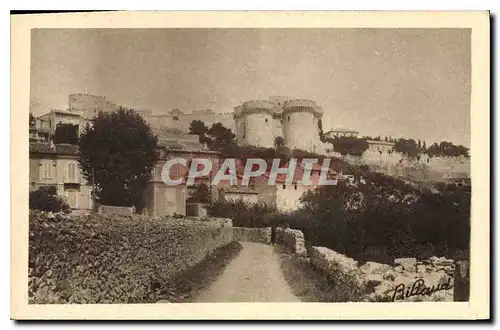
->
xmin=28 ymin=210 xmax=233 ymax=304
xmin=277 ymin=228 xmax=307 ymax=257
xmin=233 ymin=227 xmax=271 ymax=244
xmin=186 ymin=203 xmax=208 ymax=217
xmin=309 ymin=246 xmax=455 ymax=302
xmin=98 ymin=205 xmax=135 ymax=216
xmin=278 ymin=227 xmax=457 ymax=302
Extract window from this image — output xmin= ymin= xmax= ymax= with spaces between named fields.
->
xmin=294 ymin=185 xmax=298 ymax=190
xmin=280 ymin=119 xmax=283 ymax=124
xmin=288 ymin=116 xmax=291 ymax=122
xmin=173 ymin=116 xmax=179 ymax=120
xmin=282 ymin=184 xmax=286 ymax=190
xmin=265 ymin=118 xmax=268 ymax=123
xmin=40 ymin=163 xmax=51 ymax=179
xmin=68 ymin=163 xmax=77 ymax=180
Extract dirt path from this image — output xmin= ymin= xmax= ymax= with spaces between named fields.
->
xmin=193 ymin=242 xmax=300 ymax=302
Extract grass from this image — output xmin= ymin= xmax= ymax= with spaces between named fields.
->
xmin=276 ymin=245 xmax=363 ymax=302
xmin=156 ymin=242 xmax=244 ymax=303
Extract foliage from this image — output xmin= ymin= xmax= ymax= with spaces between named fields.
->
xmin=293 ymin=173 xmax=470 ymax=262
xmin=29 ymin=186 xmax=70 ymax=213
xmin=189 ymin=120 xmax=210 ymax=143
xmin=206 ymin=122 xmax=236 ymax=149
xmin=187 ymin=183 xmax=211 ymax=204
xmin=54 ymin=123 xmax=79 ymax=145
xmin=188 ymin=120 xmax=208 ymax=135
xmin=392 ymin=138 xmax=421 ymax=158
xmin=207 ymin=199 xmax=285 ymax=228
xmin=190 ymin=121 xmax=237 ymax=150
xmin=29 ymin=113 xmax=36 ymax=126
xmin=425 ymin=141 xmax=469 ymax=158
xmin=393 ymin=138 xmax=469 ymax=159
xmin=78 ymin=108 xmax=158 ymax=210
xmin=274 ymin=136 xmax=285 ymax=149
xmin=326 ymin=136 xmax=369 ymax=156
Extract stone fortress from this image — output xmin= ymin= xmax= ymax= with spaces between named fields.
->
xmin=42 ymin=93 xmax=469 ymax=181
xmin=233 ymin=96 xmax=325 ymax=153
xmin=67 ymin=93 xmax=235 ymax=135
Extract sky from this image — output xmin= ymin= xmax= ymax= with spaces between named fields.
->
xmin=30 ymin=28 xmax=471 ymax=147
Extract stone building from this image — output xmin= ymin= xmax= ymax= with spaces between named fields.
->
xmin=29 ymin=142 xmax=94 ymax=210
xmin=143 ymin=130 xmax=221 ymax=217
xmin=234 ymin=97 xmax=325 ymax=153
xmin=149 ymin=108 xmax=235 ymax=135
xmin=323 ymin=128 xmax=359 ymax=139
xmin=68 ymin=93 xmax=118 ymax=119
xmin=37 ymin=110 xmax=86 ymax=137
xmin=29 ymin=117 xmax=51 ymax=142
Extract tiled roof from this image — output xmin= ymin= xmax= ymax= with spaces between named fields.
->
xmin=29 ymin=142 xmax=79 ymax=156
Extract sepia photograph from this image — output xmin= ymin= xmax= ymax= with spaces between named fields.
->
xmin=11 ymin=11 xmax=490 ymax=320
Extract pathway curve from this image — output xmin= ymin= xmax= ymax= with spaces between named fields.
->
xmin=194 ymin=242 xmax=300 ymax=302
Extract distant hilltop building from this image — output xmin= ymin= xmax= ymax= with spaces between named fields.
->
xmin=150 ymin=108 xmax=235 ymax=134
xmin=323 ymin=128 xmax=359 ymax=139
xmin=234 ymin=97 xmax=325 ymax=153
xmin=68 ymin=93 xmax=118 ymax=119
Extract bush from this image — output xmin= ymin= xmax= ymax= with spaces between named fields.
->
xmin=187 ymin=184 xmax=211 ymax=204
xmin=29 ymin=186 xmax=70 ymax=213
xmin=207 ymin=199 xmax=281 ymax=228
xmin=285 ymin=172 xmax=470 ymax=262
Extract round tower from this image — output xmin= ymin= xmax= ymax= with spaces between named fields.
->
xmin=282 ymin=99 xmax=323 ymax=152
xmin=234 ymin=100 xmax=276 ymax=148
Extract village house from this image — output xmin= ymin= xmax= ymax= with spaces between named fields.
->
xmin=29 ymin=142 xmax=94 ymax=210
xmin=38 ymin=109 xmax=86 ymax=137
xmin=143 ymin=129 xmax=221 ymax=217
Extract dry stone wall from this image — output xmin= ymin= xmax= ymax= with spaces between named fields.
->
xmin=232 ymin=227 xmax=271 ymax=244
xmin=309 ymin=246 xmax=455 ymax=302
xmin=278 ymin=227 xmax=456 ymax=302
xmin=278 ymin=228 xmax=307 ymax=257
xmin=98 ymin=205 xmax=135 ymax=216
xmin=28 ymin=210 xmax=233 ymax=304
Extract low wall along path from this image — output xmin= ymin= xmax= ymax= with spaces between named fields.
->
xmin=29 ymin=212 xmax=464 ymax=303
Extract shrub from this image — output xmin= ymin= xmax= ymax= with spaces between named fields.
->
xmin=285 ymin=172 xmax=470 ymax=262
xmin=29 ymin=186 xmax=70 ymax=213
xmin=207 ymin=199 xmax=280 ymax=228
xmin=187 ymin=183 xmax=211 ymax=204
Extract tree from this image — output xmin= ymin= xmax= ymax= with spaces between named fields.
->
xmin=187 ymin=183 xmax=211 ymax=204
xmin=29 ymin=113 xmax=36 ymax=126
xmin=393 ymin=138 xmax=420 ymax=158
xmin=54 ymin=123 xmax=79 ymax=145
xmin=206 ymin=122 xmax=236 ymax=149
xmin=189 ymin=120 xmax=210 ymax=144
xmin=274 ymin=136 xmax=285 ymax=149
xmin=329 ymin=136 xmax=369 ymax=156
xmin=425 ymin=141 xmax=469 ymax=158
xmin=189 ymin=120 xmax=208 ymax=135
xmin=78 ymin=108 xmax=158 ymax=210
xmin=317 ymin=119 xmax=325 ymax=142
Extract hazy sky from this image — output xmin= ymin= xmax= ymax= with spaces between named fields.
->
xmin=30 ymin=28 xmax=471 ymax=146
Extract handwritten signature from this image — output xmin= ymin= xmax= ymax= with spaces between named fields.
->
xmin=392 ymin=277 xmax=453 ymax=301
